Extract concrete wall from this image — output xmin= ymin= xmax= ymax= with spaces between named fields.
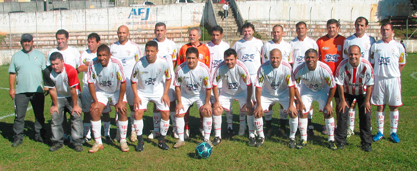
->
xmin=404 ymin=40 xmax=417 ymax=53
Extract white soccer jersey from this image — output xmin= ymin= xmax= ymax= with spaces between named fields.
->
xmin=207 ymin=40 xmax=230 ymax=76
xmin=342 ymin=33 xmax=376 ymax=61
xmin=87 ymin=57 xmax=126 ymax=93
xmin=174 ymin=62 xmax=212 ymax=98
xmin=232 ymin=38 xmax=263 ymax=75
xmin=79 ymin=49 xmax=97 ymax=85
xmin=290 ymin=36 xmax=318 ymax=70
xmin=47 ymin=46 xmax=81 ymax=68
xmin=261 ymin=40 xmax=292 ymax=64
xmin=131 ymin=56 xmax=171 ymax=95
xmin=212 ymin=60 xmax=251 ymax=96
xmin=370 ymin=40 xmax=406 ymax=78
xmin=335 ymin=58 xmax=374 ymax=96
xmin=255 ymin=61 xmax=295 ymax=96
xmin=153 ymin=38 xmax=177 ymax=78
xmin=293 ymin=61 xmax=336 ymax=92
xmin=44 ymin=63 xmax=81 ymax=98
xmin=110 ymin=40 xmax=142 ymax=81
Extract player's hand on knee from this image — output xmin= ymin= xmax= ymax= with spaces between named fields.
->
xmin=202 ymin=103 xmax=212 ymax=115
xmin=254 ymin=106 xmax=263 ymax=118
xmin=337 ymin=100 xmax=349 ymax=113
xmin=175 ymin=102 xmax=184 ymax=115
xmin=323 ymin=104 xmax=333 ymax=116
xmin=72 ymin=105 xmax=82 ymax=117
xmin=50 ymin=106 xmax=59 ymax=115
xmin=288 ymin=104 xmax=297 ymax=117
xmin=161 ymin=94 xmax=170 ymax=107
xmin=116 ymin=102 xmax=127 ymax=115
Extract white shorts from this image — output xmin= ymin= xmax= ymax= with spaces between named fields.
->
xmin=126 ymin=84 xmax=135 ymax=106
xmin=135 ymin=92 xmax=169 ymax=111
xmin=81 ymin=85 xmax=111 ymax=113
xmin=168 ymin=87 xmax=176 ymax=102
xmin=96 ymin=90 xmax=127 ymax=106
xmin=259 ymin=90 xmax=293 ymax=112
xmin=371 ymin=77 xmax=402 ymax=107
xmin=218 ymin=93 xmax=248 ymax=112
xmin=177 ymin=95 xmax=207 ymax=115
xmin=300 ymin=88 xmax=331 ymax=114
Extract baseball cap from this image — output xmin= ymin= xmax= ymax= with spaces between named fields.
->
xmin=21 ymin=33 xmax=33 ymax=41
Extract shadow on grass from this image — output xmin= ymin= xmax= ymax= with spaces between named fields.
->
xmin=0 ymin=120 xmax=52 ymax=146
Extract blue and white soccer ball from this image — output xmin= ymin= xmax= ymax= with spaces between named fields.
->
xmin=195 ymin=142 xmax=212 ymax=159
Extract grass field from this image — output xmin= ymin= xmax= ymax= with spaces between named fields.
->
xmin=1 ymin=54 xmax=416 ymax=170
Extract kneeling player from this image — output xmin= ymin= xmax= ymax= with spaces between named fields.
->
xmin=87 ymin=45 xmax=128 ymax=153
xmin=130 ymin=41 xmax=172 ymax=151
xmin=174 ymin=47 xmax=213 ymax=148
xmin=212 ymin=48 xmax=253 ymax=146
xmin=254 ymin=49 xmax=297 ymax=147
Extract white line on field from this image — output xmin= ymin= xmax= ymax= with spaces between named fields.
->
xmin=0 ymin=106 xmax=33 ymax=120
xmin=411 ymin=72 xmax=417 ymax=80
xmin=0 ymin=87 xmax=10 ymax=90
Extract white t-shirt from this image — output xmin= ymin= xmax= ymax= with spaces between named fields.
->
xmin=174 ymin=62 xmax=212 ymax=98
xmin=87 ymin=57 xmax=126 ymax=93
xmin=48 ymin=46 xmax=81 ymax=68
xmin=207 ymin=40 xmax=230 ymax=77
xmin=342 ymin=33 xmax=376 ymax=61
xmin=370 ymin=40 xmax=406 ymax=78
xmin=255 ymin=61 xmax=295 ymax=96
xmin=290 ymin=36 xmax=318 ymax=70
xmin=212 ymin=60 xmax=251 ymax=96
xmin=110 ymin=40 xmax=142 ymax=81
xmin=293 ymin=61 xmax=336 ymax=92
xmin=261 ymin=40 xmax=292 ymax=64
xmin=153 ymin=38 xmax=177 ymax=77
xmin=223 ymin=4 xmax=229 ymax=10
xmin=232 ymin=38 xmax=263 ymax=75
xmin=130 ymin=56 xmax=171 ymax=95
xmin=79 ymin=49 xmax=97 ymax=85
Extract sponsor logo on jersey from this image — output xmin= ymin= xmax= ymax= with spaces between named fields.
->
xmin=177 ymin=77 xmax=182 ymax=83
xmin=99 ymin=81 xmax=113 ymax=87
xmin=259 ymin=75 xmax=264 ymax=84
xmin=324 ymin=54 xmax=340 ymax=62
xmin=399 ymin=53 xmax=405 ymax=63
xmin=296 ymin=56 xmax=304 ymax=63
xmin=135 ymin=54 xmax=139 ymax=61
xmin=172 ymin=49 xmax=177 ymax=59
xmin=379 ymin=57 xmax=390 ymax=65
xmin=186 ymin=83 xmax=199 ymax=91
xmin=165 ymin=69 xmax=169 ymax=78
xmin=133 ymin=70 xmax=138 ymax=78
xmin=228 ymin=83 xmax=238 ymax=89
xmin=203 ymin=77 xmax=209 ymax=87
xmin=344 ymin=48 xmax=348 ymax=55
xmin=264 ymin=53 xmax=268 ymax=59
xmin=83 ymin=58 xmax=87 ymax=63
xmin=325 ymin=77 xmax=331 ymax=86
xmin=288 ymin=52 xmax=292 ymax=62
xmin=145 ymin=78 xmax=156 ymax=85
xmin=205 ymin=56 xmax=210 ymax=65
xmin=296 ymin=77 xmax=301 ymax=84
xmin=241 ymin=54 xmax=255 ymax=62
xmin=92 ymin=74 xmax=96 ymax=79
xmin=117 ymin=71 xmax=122 ymax=81
xmin=322 ymin=47 xmax=329 ymax=50
xmin=337 ymin=45 xmax=342 ymax=51
xmin=271 ymin=82 xmax=280 ymax=90
xmin=199 ymin=54 xmax=204 ymax=60
xmin=212 ymin=60 xmax=222 ymax=69
xmin=286 ymin=74 xmax=290 ymax=85
xmin=306 ymin=83 xmax=319 ymax=90
xmin=216 ymin=75 xmax=221 ymax=82
xmin=241 ymin=74 xmax=247 ymax=84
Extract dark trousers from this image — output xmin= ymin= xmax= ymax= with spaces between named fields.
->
xmin=224 ymin=10 xmax=228 ymax=18
xmin=13 ymin=93 xmax=46 ymax=140
xmin=335 ymin=93 xmax=372 ymax=145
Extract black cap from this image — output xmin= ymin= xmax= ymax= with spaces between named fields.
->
xmin=21 ymin=33 xmax=33 ymax=41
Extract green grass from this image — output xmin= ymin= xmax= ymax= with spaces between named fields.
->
xmin=1 ymin=54 xmax=417 ymax=170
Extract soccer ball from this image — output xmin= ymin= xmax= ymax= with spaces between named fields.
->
xmin=195 ymin=142 xmax=212 ymax=159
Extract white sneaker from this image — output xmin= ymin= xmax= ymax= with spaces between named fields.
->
xmin=130 ymin=131 xmax=137 ymax=142
xmin=120 ymin=140 xmax=129 ymax=152
xmin=238 ymin=124 xmax=246 ymax=136
xmin=173 ymin=129 xmax=179 ymax=139
xmin=199 ymin=128 xmax=204 ymax=137
xmin=184 ymin=129 xmax=190 ymax=139
xmin=148 ymin=130 xmax=159 ymax=140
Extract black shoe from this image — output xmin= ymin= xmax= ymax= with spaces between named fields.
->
xmin=12 ymin=138 xmax=23 ymax=147
xmin=362 ymin=143 xmax=372 ymax=152
xmin=49 ymin=143 xmax=63 ymax=152
xmin=227 ymin=127 xmax=235 ymax=136
xmin=328 ymin=141 xmax=337 ymax=150
xmin=105 ymin=136 xmax=112 ymax=144
xmin=158 ymin=140 xmax=169 ymax=150
xmin=74 ymin=145 xmax=83 ymax=152
xmin=135 ymin=141 xmax=145 ymax=152
xmin=34 ymin=135 xmax=44 ymax=143
xmin=296 ymin=140 xmax=307 ymax=149
xmin=337 ymin=142 xmax=345 ymax=150
xmin=289 ymin=138 xmax=296 ymax=148
xmin=212 ymin=137 xmax=222 ymax=146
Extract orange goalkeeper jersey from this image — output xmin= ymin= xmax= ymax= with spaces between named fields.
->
xmin=316 ymin=35 xmax=345 ymax=75
xmin=177 ymin=43 xmax=211 ymax=68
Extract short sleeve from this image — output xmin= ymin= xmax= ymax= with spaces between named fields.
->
xmin=66 ymin=66 xmax=80 ymax=87
xmin=255 ymin=67 xmax=264 ymax=88
xmin=43 ymin=66 xmax=55 ymax=88
xmin=172 ymin=42 xmax=178 ymax=62
xmin=398 ymin=44 xmax=406 ymax=65
xmin=369 ymin=44 xmax=376 ymax=64
xmin=238 ymin=65 xmax=251 ymax=86
xmin=130 ymin=63 xmax=139 ymax=83
xmin=87 ymin=62 xmax=95 ymax=84
xmin=342 ymin=39 xmax=349 ymax=59
xmin=335 ymin=66 xmax=344 ymax=86
xmin=8 ymin=55 xmax=16 ymax=73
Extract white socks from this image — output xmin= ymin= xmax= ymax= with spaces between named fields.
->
xmin=203 ymin=117 xmax=213 ymax=140
xmin=254 ymin=117 xmax=264 ymax=138
xmin=91 ymin=120 xmax=102 ymax=144
xmin=325 ymin=118 xmax=335 ymax=141
xmin=176 ymin=117 xmax=185 ymax=141
xmin=118 ymin=120 xmax=128 ymax=142
xmin=160 ymin=119 xmax=170 ymax=136
xmin=289 ymin=118 xmax=298 ymax=139
xmin=390 ymin=111 xmax=399 ymax=134
xmin=376 ymin=112 xmax=385 ymax=133
xmin=213 ymin=115 xmax=222 ymax=138
xmin=134 ymin=119 xmax=143 ymax=136
xmin=348 ymin=109 xmax=356 ymax=131
xmin=299 ymin=118 xmax=308 ymax=141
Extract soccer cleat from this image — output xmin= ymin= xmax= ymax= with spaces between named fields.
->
xmin=49 ymin=143 xmax=63 ymax=152
xmin=130 ymin=131 xmax=137 ymax=142
xmin=227 ymin=127 xmax=235 ymax=136
xmin=266 ymin=128 xmax=273 ymax=138
xmin=212 ymin=137 xmax=222 ymax=146
xmin=256 ymin=137 xmax=265 ymax=147
xmin=347 ymin=129 xmax=355 ymax=138
xmin=184 ymin=129 xmax=190 ymax=139
xmin=248 ymin=136 xmax=257 ymax=147
xmin=105 ymin=136 xmax=112 ymax=144
xmin=74 ymin=145 xmax=83 ymax=152
xmin=278 ymin=128 xmax=288 ymax=138
xmin=362 ymin=143 xmax=372 ymax=152
xmin=288 ymin=138 xmax=296 ymax=148
xmin=204 ymin=139 xmax=214 ymax=148
xmin=337 ymin=143 xmax=345 ymax=150
xmin=373 ymin=131 xmax=384 ymax=142
xmin=135 ymin=141 xmax=144 ymax=152
xmin=390 ymin=132 xmax=400 ymax=143
xmin=85 ymin=137 xmax=92 ymax=143
xmin=158 ymin=140 xmax=169 ymax=150
xmin=199 ymin=128 xmax=205 ymax=137
xmin=88 ymin=143 xmax=104 ymax=153
xmin=328 ymin=141 xmax=337 ymax=150
xmin=120 ymin=140 xmax=129 ymax=152
xmin=148 ymin=130 xmax=159 ymax=140
xmin=114 ymin=130 xmax=121 ymax=143
xmin=238 ymin=124 xmax=246 ymax=136
xmin=296 ymin=140 xmax=307 ymax=149
xmin=172 ymin=129 xmax=179 ymax=139
xmin=173 ymin=140 xmax=186 ymax=148
xmin=12 ymin=138 xmax=23 ymax=147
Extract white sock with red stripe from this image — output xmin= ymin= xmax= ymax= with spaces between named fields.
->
xmin=170 ymin=112 xmax=176 ymax=130
xmin=348 ymin=109 xmax=356 ymax=131
xmin=83 ymin=123 xmax=91 ymax=139
xmin=176 ymin=117 xmax=185 ymax=141
xmin=325 ymin=117 xmax=335 ymax=141
xmin=239 ymin=112 xmax=246 ymax=127
xmin=390 ymin=111 xmax=399 ymax=134
xmin=247 ymin=115 xmax=255 ymax=135
xmin=134 ymin=119 xmax=143 ymax=136
xmin=226 ymin=110 xmax=233 ymax=129
xmin=103 ymin=122 xmax=110 ymax=137
xmin=203 ymin=117 xmax=212 ymax=140
xmin=299 ymin=118 xmax=308 ymax=141
xmin=91 ymin=120 xmax=102 ymax=144
xmin=118 ymin=120 xmax=128 ymax=142
xmin=160 ymin=119 xmax=169 ymax=136
xmin=289 ymin=118 xmax=298 ymax=139
xmin=213 ymin=115 xmax=222 ymax=138
xmin=254 ymin=117 xmax=264 ymax=138
xmin=153 ymin=112 xmax=161 ymax=136
xmin=376 ymin=112 xmax=385 ymax=133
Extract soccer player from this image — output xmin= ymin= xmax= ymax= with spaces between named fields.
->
xmin=131 ymin=41 xmax=172 ymax=151
xmin=342 ymin=17 xmax=376 ymax=137
xmin=232 ymin=22 xmax=263 ymax=136
xmin=148 ymin=22 xmax=178 ymax=140
xmin=290 ymin=21 xmax=318 ymax=134
xmin=261 ymin=24 xmax=293 ymax=138
xmin=77 ymin=33 xmax=112 ymax=143
xmin=293 ymin=49 xmax=336 ymax=150
xmin=206 ymin=25 xmax=232 ymax=135
xmin=335 ymin=45 xmax=374 ymax=152
xmin=9 ymin=33 xmax=47 ymax=147
xmin=173 ymin=47 xmax=213 ymax=148
xmin=371 ymin=23 xmax=406 ymax=143
xmin=254 ymin=49 xmax=297 ymax=147
xmin=87 ymin=45 xmax=128 ymax=153
xmin=43 ymin=52 xmax=83 ymax=152
xmin=316 ymin=19 xmax=345 ymax=135
xmin=48 ymin=29 xmax=81 ymax=68
xmin=110 ymin=25 xmax=142 ymax=142
xmin=212 ymin=48 xmax=252 ymax=146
